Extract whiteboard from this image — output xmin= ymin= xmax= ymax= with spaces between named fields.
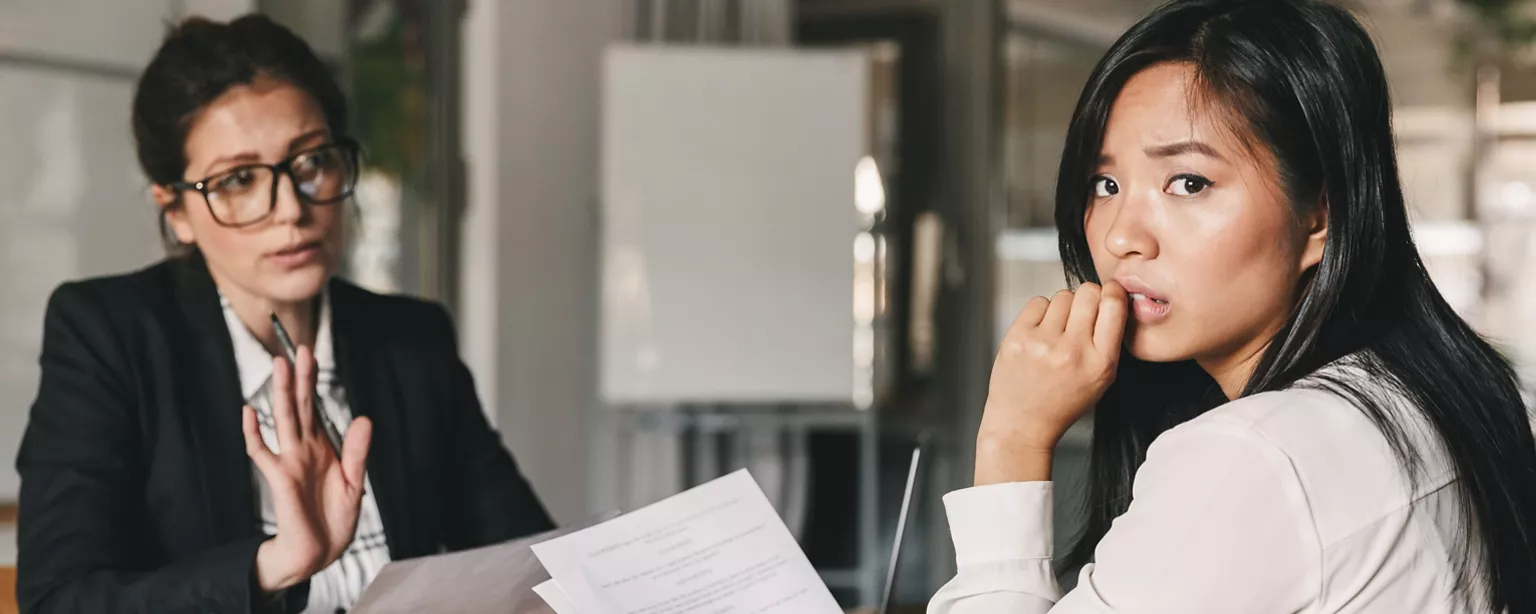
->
xmin=0 ymin=0 xmax=175 ymax=72
xmin=600 ymin=45 xmax=870 ymax=404
xmin=0 ymin=67 xmax=161 ymax=500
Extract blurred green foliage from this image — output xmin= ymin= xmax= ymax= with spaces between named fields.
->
xmin=1454 ymin=0 xmax=1536 ymax=61
xmin=349 ymin=6 xmax=427 ymax=180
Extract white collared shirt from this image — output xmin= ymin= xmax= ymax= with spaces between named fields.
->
xmin=930 ymin=362 xmax=1494 ymax=613
xmin=221 ymin=291 xmax=391 ymax=613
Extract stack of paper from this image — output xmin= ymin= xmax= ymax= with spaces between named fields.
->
xmin=350 ymin=519 xmax=609 ymax=614
xmin=529 ymin=469 xmax=843 ymax=614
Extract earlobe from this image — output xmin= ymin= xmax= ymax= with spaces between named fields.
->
xmin=1299 ymin=202 xmax=1328 ymax=271
xmin=151 ymin=185 xmax=197 ymax=245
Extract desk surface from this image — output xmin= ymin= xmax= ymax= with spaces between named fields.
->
xmin=0 ymin=565 xmax=927 ymax=614
xmin=1 ymin=503 xmax=13 ymax=614
xmin=0 ymin=503 xmax=923 ymax=614
xmin=1 ymin=565 xmax=16 ymax=614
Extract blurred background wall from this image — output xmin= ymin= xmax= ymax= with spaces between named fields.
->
xmin=6 ymin=0 xmax=1536 ymax=608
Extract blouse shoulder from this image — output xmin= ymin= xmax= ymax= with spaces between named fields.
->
xmin=1162 ymin=365 xmax=1455 ymax=548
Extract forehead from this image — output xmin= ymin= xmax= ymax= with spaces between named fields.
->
xmin=183 ymin=77 xmax=327 ymax=163
xmin=1101 ymin=62 xmax=1223 ymax=153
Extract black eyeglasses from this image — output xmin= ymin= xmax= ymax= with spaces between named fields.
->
xmin=169 ymin=139 xmax=361 ymax=228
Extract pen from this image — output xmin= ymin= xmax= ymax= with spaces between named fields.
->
xmin=270 ymin=313 xmax=342 ymax=457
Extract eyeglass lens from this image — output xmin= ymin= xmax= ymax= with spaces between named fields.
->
xmin=203 ymin=144 xmax=357 ymax=226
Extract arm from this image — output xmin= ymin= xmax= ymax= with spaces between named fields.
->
xmin=427 ymin=306 xmax=555 ymax=551
xmin=15 ymin=283 xmax=272 ymax=614
xmin=928 ymin=420 xmax=1319 ymax=613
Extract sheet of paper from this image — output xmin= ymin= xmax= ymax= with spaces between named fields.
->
xmin=351 ymin=515 xmax=614 ymax=614
xmin=531 ymin=469 xmax=842 ymax=614
xmin=533 ymin=579 xmax=583 ymax=614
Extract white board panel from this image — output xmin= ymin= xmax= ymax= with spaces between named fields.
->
xmin=0 ymin=0 xmax=177 ymax=72
xmin=0 ymin=67 xmax=161 ymax=500
xmin=600 ymin=45 xmax=869 ymax=404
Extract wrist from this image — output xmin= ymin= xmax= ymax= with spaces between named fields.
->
xmin=973 ymin=430 xmax=1055 ymax=486
xmin=254 ymin=540 xmax=308 ymax=595
xmin=977 ymin=406 xmax=1069 ymax=453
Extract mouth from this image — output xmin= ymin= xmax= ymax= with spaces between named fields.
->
xmin=270 ymin=240 xmax=320 ymax=257
xmin=1115 ymin=277 xmax=1172 ymax=322
xmin=1127 ymin=292 xmax=1168 ymax=306
xmin=266 ymin=240 xmax=323 ymax=266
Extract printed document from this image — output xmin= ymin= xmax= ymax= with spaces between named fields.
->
xmin=530 ymin=469 xmax=841 ymax=614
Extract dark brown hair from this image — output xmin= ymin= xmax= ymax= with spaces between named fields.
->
xmin=132 ymin=14 xmax=349 ymax=252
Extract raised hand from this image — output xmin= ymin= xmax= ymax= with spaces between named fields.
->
xmin=244 ymin=345 xmax=373 ymax=594
xmin=975 ymin=281 xmax=1128 ymax=486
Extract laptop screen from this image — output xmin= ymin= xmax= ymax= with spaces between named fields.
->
xmin=880 ymin=438 xmax=925 ymax=614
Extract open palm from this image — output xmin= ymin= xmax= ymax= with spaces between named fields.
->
xmin=244 ymin=346 xmax=373 ymax=592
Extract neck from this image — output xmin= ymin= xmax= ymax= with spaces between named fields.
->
xmin=1198 ymin=337 xmax=1274 ymax=401
xmin=214 ymin=276 xmax=319 ymax=358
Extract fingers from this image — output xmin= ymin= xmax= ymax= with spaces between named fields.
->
xmin=243 ymin=405 xmax=281 ymax=474
xmin=270 ymin=356 xmax=300 ymax=452
xmin=1010 ymin=296 xmax=1051 ymax=330
xmin=340 ymin=417 xmax=374 ymax=493
xmin=1041 ymin=289 xmax=1075 ymax=331
xmin=294 ymin=346 xmax=317 ymax=437
xmin=1066 ymin=283 xmax=1102 ymax=337
xmin=1094 ymin=281 xmax=1130 ymax=352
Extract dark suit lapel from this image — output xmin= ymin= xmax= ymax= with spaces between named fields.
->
xmin=170 ymin=253 xmax=259 ymax=543
xmin=328 ymin=279 xmax=416 ymax=558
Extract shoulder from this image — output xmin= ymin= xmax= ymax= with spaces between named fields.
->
xmin=32 ymin=259 xmax=196 ymax=402
xmin=50 ymin=258 xmax=180 ymax=305
xmin=43 ymin=258 xmax=185 ymax=330
xmin=328 ymin=277 xmax=456 ymax=344
xmin=1157 ymin=366 xmax=1452 ymax=547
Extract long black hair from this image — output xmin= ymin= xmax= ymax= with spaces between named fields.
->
xmin=1053 ymin=0 xmax=1536 ymax=610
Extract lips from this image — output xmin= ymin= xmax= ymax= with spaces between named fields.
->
xmin=265 ymin=239 xmax=324 ymax=269
xmin=270 ymin=240 xmax=321 ymax=258
xmin=1115 ymin=276 xmax=1172 ymax=322
xmin=1114 ymin=276 xmax=1168 ymax=304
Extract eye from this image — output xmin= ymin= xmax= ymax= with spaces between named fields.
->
xmin=212 ymin=168 xmax=259 ymax=193
xmin=296 ymin=149 xmax=335 ymax=173
xmin=1168 ymin=174 xmax=1212 ymax=196
xmin=1092 ymin=176 xmax=1119 ymax=198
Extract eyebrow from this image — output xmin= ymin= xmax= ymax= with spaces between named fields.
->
xmin=1145 ymin=140 xmax=1225 ymax=161
xmin=286 ymin=128 xmax=331 ymax=153
xmin=200 ymin=128 xmax=332 ymax=177
xmin=1095 ymin=140 xmax=1227 ymax=167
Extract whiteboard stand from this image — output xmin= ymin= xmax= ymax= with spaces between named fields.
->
xmin=599 ymin=44 xmax=893 ymax=606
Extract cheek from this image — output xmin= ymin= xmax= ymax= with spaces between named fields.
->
xmin=189 ymin=214 xmax=263 ymax=265
xmin=315 ymin=205 xmax=347 ymax=251
xmin=178 ymin=200 xmax=280 ymax=270
xmin=1157 ymin=210 xmax=1302 ymax=351
xmin=1180 ymin=229 xmax=1280 ymax=308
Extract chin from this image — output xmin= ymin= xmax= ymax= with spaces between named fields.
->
xmin=261 ymin=264 xmax=332 ymax=303
xmin=1124 ymin=327 xmax=1194 ymax=363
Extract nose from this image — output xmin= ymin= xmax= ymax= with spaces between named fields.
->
xmin=1096 ymin=188 xmax=1158 ymax=261
xmin=267 ymin=172 xmax=307 ymax=225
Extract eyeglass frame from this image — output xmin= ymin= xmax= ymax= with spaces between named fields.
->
xmin=166 ymin=138 xmax=362 ymax=228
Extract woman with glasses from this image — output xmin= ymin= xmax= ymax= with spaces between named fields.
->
xmin=14 ymin=15 xmax=554 ymax=614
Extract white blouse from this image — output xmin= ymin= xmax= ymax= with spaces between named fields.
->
xmin=930 ymin=366 xmax=1495 ymax=613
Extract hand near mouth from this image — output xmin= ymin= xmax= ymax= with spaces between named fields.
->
xmin=974 ymin=281 xmax=1129 ymax=485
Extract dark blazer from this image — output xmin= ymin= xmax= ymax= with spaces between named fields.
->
xmin=14 ymin=254 xmax=555 ymax=614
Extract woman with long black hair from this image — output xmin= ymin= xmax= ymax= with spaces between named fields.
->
xmin=929 ymin=0 xmax=1536 ymax=612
